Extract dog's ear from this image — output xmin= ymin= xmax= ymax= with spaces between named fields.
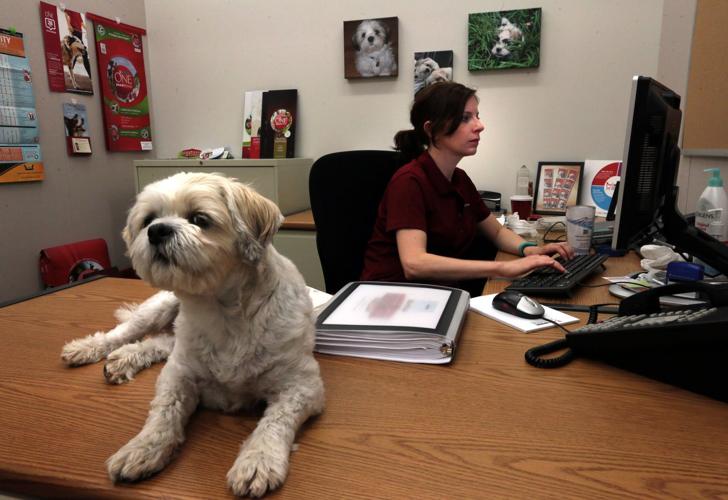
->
xmin=351 ymin=30 xmax=360 ymax=51
xmin=225 ymin=180 xmax=283 ymax=263
xmin=382 ymin=22 xmax=391 ymax=43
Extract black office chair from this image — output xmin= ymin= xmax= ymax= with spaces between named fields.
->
xmin=309 ymin=150 xmax=407 ymax=294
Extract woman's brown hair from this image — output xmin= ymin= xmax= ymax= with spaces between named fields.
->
xmin=393 ymin=81 xmax=477 ymax=161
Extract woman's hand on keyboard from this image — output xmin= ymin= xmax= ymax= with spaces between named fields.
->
xmin=523 ymin=242 xmax=575 ymax=261
xmin=498 ymin=255 xmax=567 ymax=278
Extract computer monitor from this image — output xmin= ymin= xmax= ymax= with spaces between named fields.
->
xmin=611 ymin=76 xmax=728 ymax=274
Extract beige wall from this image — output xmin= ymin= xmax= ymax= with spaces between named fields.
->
xmin=0 ymin=0 xmax=148 ymax=304
xmin=0 ymin=0 xmax=712 ymax=303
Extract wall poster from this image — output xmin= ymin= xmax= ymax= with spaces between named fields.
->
xmin=86 ymin=13 xmax=151 ymax=152
xmin=0 ymin=28 xmax=44 ymax=183
xmin=39 ymin=2 xmax=93 ymax=94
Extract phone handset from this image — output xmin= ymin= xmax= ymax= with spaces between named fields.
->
xmin=618 ymin=281 xmax=728 ymax=316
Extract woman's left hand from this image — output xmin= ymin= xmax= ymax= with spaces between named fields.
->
xmin=523 ymin=242 xmax=575 ymax=261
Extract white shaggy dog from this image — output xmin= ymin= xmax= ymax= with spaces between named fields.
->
xmin=425 ymin=67 xmax=452 ymax=86
xmin=61 ymin=172 xmax=325 ymax=497
xmin=352 ymin=19 xmax=397 ymax=77
xmin=414 ymin=57 xmax=439 ymax=93
xmin=491 ymin=17 xmax=524 ymax=58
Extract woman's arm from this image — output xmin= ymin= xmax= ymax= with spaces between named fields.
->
xmin=396 ymin=228 xmax=564 ymax=281
xmin=477 ymin=214 xmax=574 ymax=260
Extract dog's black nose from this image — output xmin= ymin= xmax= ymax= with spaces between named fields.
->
xmin=368 ymin=36 xmax=374 ymax=43
xmin=147 ymin=223 xmax=174 ymax=245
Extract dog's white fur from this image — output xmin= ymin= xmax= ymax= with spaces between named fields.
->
xmin=62 ymin=35 xmax=86 ymax=88
xmin=414 ymin=57 xmax=438 ymax=93
xmin=414 ymin=58 xmax=453 ymax=94
xmin=61 ymin=172 xmax=324 ymax=497
xmin=491 ymin=17 xmax=524 ymax=58
xmin=352 ymin=19 xmax=397 ymax=77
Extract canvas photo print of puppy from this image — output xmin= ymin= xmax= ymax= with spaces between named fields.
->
xmin=468 ymin=8 xmax=541 ymax=71
xmin=413 ymin=50 xmax=453 ymax=95
xmin=344 ymin=17 xmax=399 ymax=79
xmin=60 ymin=172 xmax=324 ymax=497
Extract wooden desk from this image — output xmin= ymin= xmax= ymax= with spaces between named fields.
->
xmin=2 ymin=262 xmax=728 ymax=498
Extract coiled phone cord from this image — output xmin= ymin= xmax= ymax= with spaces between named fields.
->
xmin=524 ymin=303 xmax=617 ymax=368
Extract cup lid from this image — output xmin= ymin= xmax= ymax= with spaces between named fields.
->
xmin=510 ymin=195 xmax=533 ymax=201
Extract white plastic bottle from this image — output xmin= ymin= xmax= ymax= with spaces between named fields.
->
xmin=516 ymin=165 xmax=532 ymax=196
xmin=695 ymin=168 xmax=728 ymax=241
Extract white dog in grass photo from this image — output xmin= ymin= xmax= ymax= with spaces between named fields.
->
xmin=61 ymin=172 xmax=324 ymax=497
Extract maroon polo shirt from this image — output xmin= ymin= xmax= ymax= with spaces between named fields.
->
xmin=361 ymin=151 xmax=491 ymax=283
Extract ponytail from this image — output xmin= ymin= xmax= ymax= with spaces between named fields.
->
xmin=393 ymin=129 xmax=427 ymax=162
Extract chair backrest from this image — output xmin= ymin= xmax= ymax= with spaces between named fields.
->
xmin=309 ymin=150 xmax=408 ymax=294
xmin=39 ymin=238 xmax=112 ymax=288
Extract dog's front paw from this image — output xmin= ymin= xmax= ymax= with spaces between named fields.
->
xmin=107 ymin=433 xmax=176 ymax=483
xmin=227 ymin=448 xmax=289 ymax=498
xmin=104 ymin=343 xmax=146 ymax=384
xmin=61 ymin=332 xmax=110 ymax=366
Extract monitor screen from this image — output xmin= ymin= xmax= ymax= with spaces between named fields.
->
xmin=611 ymin=76 xmax=682 ymax=251
xmin=611 ymin=75 xmax=728 ymax=275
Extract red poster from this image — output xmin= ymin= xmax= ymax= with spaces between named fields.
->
xmin=39 ymin=2 xmax=93 ymax=94
xmin=87 ymin=14 xmax=152 ymax=152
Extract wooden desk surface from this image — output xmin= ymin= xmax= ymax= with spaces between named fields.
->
xmin=2 ymin=262 xmax=728 ymax=498
xmin=281 ymin=209 xmax=315 ymax=231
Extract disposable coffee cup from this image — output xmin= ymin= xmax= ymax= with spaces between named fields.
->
xmin=565 ymin=205 xmax=596 ymax=255
xmin=510 ymin=195 xmax=533 ymax=220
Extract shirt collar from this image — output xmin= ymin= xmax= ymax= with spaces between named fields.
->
xmin=418 ymin=150 xmax=466 ymax=197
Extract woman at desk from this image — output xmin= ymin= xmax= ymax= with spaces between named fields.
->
xmin=360 ymin=81 xmax=574 ymax=295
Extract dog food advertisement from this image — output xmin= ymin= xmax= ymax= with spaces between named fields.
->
xmin=87 ymin=14 xmax=151 ymax=152
xmin=0 ymin=28 xmax=44 ymax=183
xmin=39 ymin=2 xmax=93 ymax=94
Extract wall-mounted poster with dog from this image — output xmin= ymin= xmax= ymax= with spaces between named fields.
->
xmin=414 ymin=51 xmax=453 ymax=95
xmin=86 ymin=13 xmax=151 ymax=152
xmin=468 ymin=8 xmax=541 ymax=71
xmin=62 ymin=102 xmax=91 ymax=155
xmin=39 ymin=2 xmax=93 ymax=94
xmin=344 ymin=17 xmax=399 ymax=79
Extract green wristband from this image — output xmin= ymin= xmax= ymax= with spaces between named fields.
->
xmin=518 ymin=241 xmax=538 ymax=257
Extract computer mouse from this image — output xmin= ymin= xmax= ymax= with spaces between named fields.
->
xmin=492 ymin=290 xmax=545 ymax=319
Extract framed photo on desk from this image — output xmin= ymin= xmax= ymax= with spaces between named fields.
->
xmin=533 ymin=161 xmax=584 ymax=215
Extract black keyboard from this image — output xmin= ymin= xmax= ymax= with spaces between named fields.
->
xmin=506 ymin=253 xmax=609 ymax=296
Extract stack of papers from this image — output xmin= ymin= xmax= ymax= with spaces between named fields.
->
xmin=469 ymin=294 xmax=579 ymax=332
xmin=314 ymin=282 xmax=470 ymax=364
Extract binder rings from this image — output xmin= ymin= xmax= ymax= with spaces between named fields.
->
xmin=314 ymin=281 xmax=470 ymax=364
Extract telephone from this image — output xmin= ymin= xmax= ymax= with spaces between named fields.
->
xmin=525 ymin=282 xmax=728 ymax=401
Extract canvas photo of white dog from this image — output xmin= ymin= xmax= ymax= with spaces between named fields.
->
xmin=468 ymin=8 xmax=541 ymax=71
xmin=413 ymin=50 xmax=453 ymax=95
xmin=61 ymin=172 xmax=325 ymax=497
xmin=344 ymin=17 xmax=398 ymax=78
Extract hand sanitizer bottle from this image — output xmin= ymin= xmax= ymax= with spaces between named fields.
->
xmin=695 ymin=168 xmax=728 ymax=241
xmin=516 ymin=165 xmax=531 ymax=196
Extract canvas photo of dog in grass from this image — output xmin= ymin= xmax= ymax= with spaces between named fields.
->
xmin=468 ymin=8 xmax=541 ymax=71
xmin=413 ymin=50 xmax=453 ymax=96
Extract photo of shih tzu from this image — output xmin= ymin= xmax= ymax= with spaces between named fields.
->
xmin=344 ymin=17 xmax=398 ymax=78
xmin=61 ymin=172 xmax=324 ymax=497
xmin=468 ymin=8 xmax=541 ymax=71
xmin=413 ymin=50 xmax=453 ymax=95
xmin=491 ymin=17 xmax=524 ymax=58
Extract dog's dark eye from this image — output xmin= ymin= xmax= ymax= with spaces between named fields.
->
xmin=188 ymin=212 xmax=211 ymax=228
xmin=361 ymin=32 xmax=365 ymax=39
xmin=142 ymin=213 xmax=156 ymax=228
xmin=374 ymin=30 xmax=380 ymax=35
